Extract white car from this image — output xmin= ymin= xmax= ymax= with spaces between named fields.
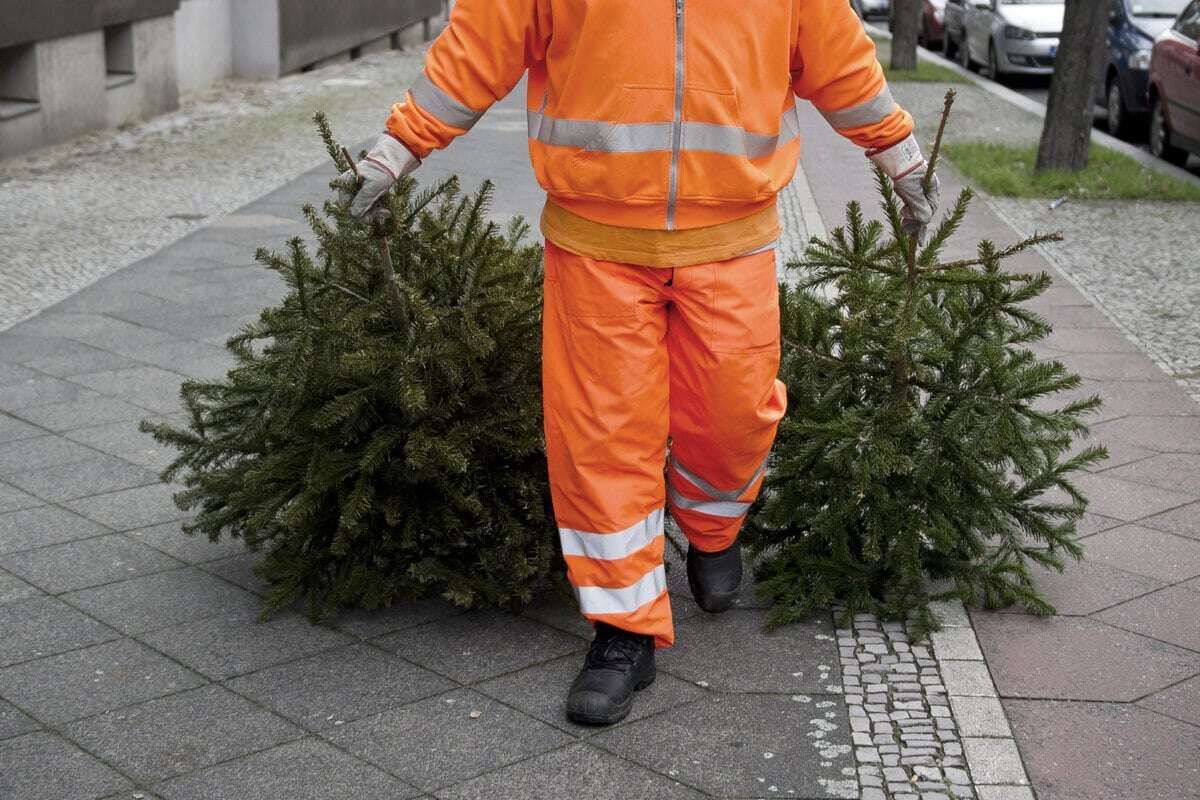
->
xmin=860 ymin=0 xmax=892 ymax=20
xmin=958 ymin=0 xmax=1065 ymax=79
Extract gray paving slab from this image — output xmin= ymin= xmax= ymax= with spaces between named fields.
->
xmin=0 ymin=697 xmax=39 ymax=740
xmin=1100 ymin=454 xmax=1200 ymax=497
xmin=122 ymin=520 xmax=247 ymax=564
xmin=324 ymin=688 xmax=572 ymax=793
xmin=1082 ymin=525 xmax=1200 ymax=582
xmin=0 ymin=503 xmax=109 ymax=555
xmin=155 ymin=736 xmax=421 ymax=800
xmin=65 ymin=684 xmax=303 ymax=783
xmin=657 ymin=609 xmax=839 ymax=693
xmin=325 ymin=597 xmax=467 ymax=639
xmin=198 ymin=551 xmax=271 ymax=596
xmin=971 ymin=613 xmax=1200 ymax=701
xmin=1094 ymin=585 xmax=1200 ymax=653
xmin=69 ymin=365 xmax=189 ymax=415
xmin=139 ymin=610 xmax=353 ymax=680
xmin=374 ymin=610 xmax=586 ymax=684
xmin=0 ymin=567 xmax=41 ymax=605
xmin=0 ymin=480 xmax=41 ymax=513
xmin=0 ymin=362 xmax=40 ymax=387
xmin=1004 ymin=698 xmax=1200 ymax=800
xmin=1137 ymin=674 xmax=1200 ymax=727
xmin=0 ymin=413 xmax=43 ymax=444
xmin=0 ymin=731 xmax=131 ymax=800
xmin=10 ymin=394 xmax=152 ymax=433
xmin=64 ymin=482 xmax=188 ymax=531
xmin=0 ymin=595 xmax=119 ymax=667
xmin=592 ymin=693 xmax=856 ymax=798
xmin=1093 ymin=416 xmax=1200 ymax=454
xmin=0 ymin=374 xmax=99 ymax=411
xmin=1070 ymin=471 xmax=1195 ymax=522
xmin=20 ymin=343 xmax=141 ymax=378
xmin=0 ymin=434 xmax=101 ymax=476
xmin=1139 ymin=502 xmax=1200 ymax=541
xmin=226 ymin=642 xmax=454 ymax=732
xmin=64 ymin=417 xmax=181 ymax=472
xmin=62 ymin=566 xmax=263 ymax=635
xmin=0 ymin=637 xmax=204 ymax=724
xmin=475 ymin=652 xmax=708 ymax=737
xmin=0 ymin=533 xmax=182 ymax=593
xmin=438 ymin=741 xmax=706 ymax=799
xmin=995 ymin=559 xmax=1164 ymax=616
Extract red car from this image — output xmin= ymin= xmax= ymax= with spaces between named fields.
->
xmin=889 ymin=0 xmax=948 ymax=48
xmin=1148 ymin=1 xmax=1200 ymax=166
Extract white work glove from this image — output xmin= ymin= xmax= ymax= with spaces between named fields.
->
xmin=338 ymin=133 xmax=421 ymax=220
xmin=868 ymin=134 xmax=940 ymax=244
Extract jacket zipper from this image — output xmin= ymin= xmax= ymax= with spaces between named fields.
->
xmin=666 ymin=0 xmax=685 ymax=230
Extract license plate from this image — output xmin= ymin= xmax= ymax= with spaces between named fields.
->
xmin=1049 ymin=45 xmax=1057 ymax=58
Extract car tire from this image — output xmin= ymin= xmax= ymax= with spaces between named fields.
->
xmin=988 ymin=40 xmax=1005 ymax=85
xmin=943 ymin=31 xmax=958 ymax=60
xmin=1106 ymin=79 xmax=1130 ymax=140
xmin=1149 ymin=94 xmax=1190 ymax=167
xmin=960 ymin=36 xmax=975 ymax=71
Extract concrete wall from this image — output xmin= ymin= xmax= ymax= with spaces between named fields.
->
xmin=108 ymin=15 xmax=180 ymax=128
xmin=230 ymin=0 xmax=282 ymax=81
xmin=174 ymin=0 xmax=233 ymax=93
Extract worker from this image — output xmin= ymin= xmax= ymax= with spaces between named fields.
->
xmin=338 ymin=0 xmax=938 ymax=726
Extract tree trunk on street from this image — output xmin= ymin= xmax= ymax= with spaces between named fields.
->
xmin=890 ymin=0 xmax=923 ymax=71
xmin=1035 ymin=0 xmax=1109 ymax=172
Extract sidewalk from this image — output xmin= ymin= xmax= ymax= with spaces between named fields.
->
xmin=0 ymin=71 xmax=1197 ymax=800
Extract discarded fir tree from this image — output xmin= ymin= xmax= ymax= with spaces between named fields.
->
xmin=744 ymin=92 xmax=1107 ymax=635
xmin=141 ymin=114 xmax=556 ymax=621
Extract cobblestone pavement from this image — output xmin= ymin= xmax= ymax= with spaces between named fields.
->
xmin=889 ymin=79 xmax=1200 ymax=402
xmin=0 ymin=47 xmax=429 ymax=333
xmin=2 ymin=55 xmax=1200 ymax=800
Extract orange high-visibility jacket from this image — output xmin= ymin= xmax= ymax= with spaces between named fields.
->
xmin=387 ymin=0 xmax=913 ymax=231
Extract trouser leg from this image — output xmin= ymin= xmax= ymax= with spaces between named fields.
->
xmin=665 ymin=248 xmax=787 ymax=552
xmin=541 ymin=241 xmax=676 ymax=648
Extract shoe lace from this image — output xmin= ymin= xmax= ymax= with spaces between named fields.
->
xmin=585 ymin=631 xmax=645 ymax=672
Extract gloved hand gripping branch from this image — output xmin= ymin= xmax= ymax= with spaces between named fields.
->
xmin=338 ymin=133 xmax=421 ymax=220
xmin=867 ymin=134 xmax=941 ymax=244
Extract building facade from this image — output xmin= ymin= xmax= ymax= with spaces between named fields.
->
xmin=0 ymin=0 xmax=446 ymax=158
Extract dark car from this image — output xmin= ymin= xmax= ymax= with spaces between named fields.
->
xmin=1148 ymin=0 xmax=1200 ymax=165
xmin=1098 ymin=0 xmax=1191 ymax=139
xmin=942 ymin=0 xmax=968 ymax=60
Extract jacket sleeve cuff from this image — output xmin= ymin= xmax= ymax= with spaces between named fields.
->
xmin=866 ymin=133 xmax=924 ymax=179
xmin=369 ymin=132 xmax=421 ymax=178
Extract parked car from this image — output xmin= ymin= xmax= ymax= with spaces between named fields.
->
xmin=950 ymin=0 xmax=1065 ymax=82
xmin=890 ymin=0 xmax=949 ymax=47
xmin=859 ymin=0 xmax=892 ymax=20
xmin=1148 ymin=0 xmax=1200 ymax=165
xmin=1097 ymin=0 xmax=1191 ymax=139
xmin=942 ymin=0 xmax=969 ymax=59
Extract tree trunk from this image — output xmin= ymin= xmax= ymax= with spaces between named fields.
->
xmin=1035 ymin=0 xmax=1108 ymax=172
xmin=890 ymin=0 xmax=923 ymax=71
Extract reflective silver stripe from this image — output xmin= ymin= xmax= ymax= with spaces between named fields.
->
xmin=526 ymin=108 xmax=800 ymax=158
xmin=669 ymin=455 xmax=769 ymax=502
xmin=667 ymin=0 xmax=686 ymax=230
xmin=409 ymin=72 xmax=485 ymax=131
xmin=575 ymin=565 xmax=667 ymax=615
xmin=559 ymin=508 xmax=665 ymax=561
xmin=668 ymin=486 xmax=751 ymax=518
xmin=738 ymin=240 xmax=778 ymax=258
xmin=819 ymin=86 xmax=898 ymax=130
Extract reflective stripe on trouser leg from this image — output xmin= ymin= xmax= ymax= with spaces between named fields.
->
xmin=665 ymin=247 xmax=787 ymax=553
xmin=541 ymin=241 xmax=675 ymax=647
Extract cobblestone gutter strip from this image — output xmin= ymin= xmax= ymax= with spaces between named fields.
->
xmin=841 ymin=602 xmax=1032 ymax=800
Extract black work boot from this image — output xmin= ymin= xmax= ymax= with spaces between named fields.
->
xmin=565 ymin=622 xmax=656 ymax=726
xmin=687 ymin=541 xmax=743 ymax=613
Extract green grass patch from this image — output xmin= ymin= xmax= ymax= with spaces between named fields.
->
xmin=882 ymin=60 xmax=970 ymax=84
xmin=943 ymin=141 xmax=1200 ymax=201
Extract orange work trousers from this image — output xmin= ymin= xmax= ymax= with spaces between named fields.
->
xmin=542 ymin=240 xmax=787 ymax=648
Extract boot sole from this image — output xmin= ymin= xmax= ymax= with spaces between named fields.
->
xmin=565 ymin=672 xmax=656 ymax=726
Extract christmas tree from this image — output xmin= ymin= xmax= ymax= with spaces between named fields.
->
xmin=141 ymin=114 xmax=557 ymax=621
xmin=745 ymin=92 xmax=1107 ymax=635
